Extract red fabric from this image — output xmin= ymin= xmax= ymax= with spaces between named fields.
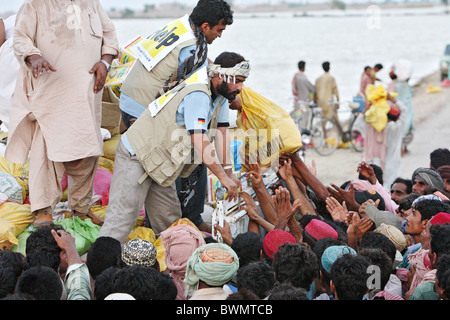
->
xmin=305 ymin=219 xmax=338 ymax=240
xmin=263 ymin=230 xmax=296 ymax=259
xmin=430 ymin=212 xmax=450 ymax=225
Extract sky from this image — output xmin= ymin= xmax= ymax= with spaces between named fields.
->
xmin=0 ymin=0 xmax=425 ymax=14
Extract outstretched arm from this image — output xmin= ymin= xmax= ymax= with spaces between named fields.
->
xmin=282 ymin=152 xmax=330 ymax=201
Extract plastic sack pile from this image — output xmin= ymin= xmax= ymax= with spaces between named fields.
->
xmin=0 ymin=129 xmax=205 ymax=271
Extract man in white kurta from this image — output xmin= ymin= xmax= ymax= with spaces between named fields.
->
xmin=5 ymin=0 xmax=120 ymax=225
xmin=383 ymin=101 xmax=407 ymax=190
xmin=0 ymin=14 xmax=19 ymax=130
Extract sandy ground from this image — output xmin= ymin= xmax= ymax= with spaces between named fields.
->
xmin=308 ymin=70 xmax=450 ymax=187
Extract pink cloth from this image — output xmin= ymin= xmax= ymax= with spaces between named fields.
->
xmin=160 ymin=224 xmax=206 ymax=300
xmin=352 ymin=179 xmax=398 ymax=213
xmin=363 ymin=125 xmax=387 ymax=170
xmin=408 ymin=248 xmax=432 ymax=293
xmin=361 ymin=74 xmax=373 ymax=96
xmin=372 ymin=291 xmax=404 ymax=300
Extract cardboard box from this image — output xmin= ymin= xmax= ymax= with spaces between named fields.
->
xmin=101 ymin=87 xmax=122 ymax=136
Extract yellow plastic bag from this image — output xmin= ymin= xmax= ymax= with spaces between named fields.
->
xmin=364 ymin=84 xmax=391 ymax=132
xmin=235 ymin=86 xmax=302 ymax=168
xmin=0 ymin=202 xmax=34 ymax=250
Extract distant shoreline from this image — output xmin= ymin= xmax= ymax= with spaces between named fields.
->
xmin=1 ymin=3 xmax=448 ymax=20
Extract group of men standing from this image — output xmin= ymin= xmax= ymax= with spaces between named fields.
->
xmin=291 ymin=60 xmax=340 ymax=122
xmin=4 ymin=0 xmax=251 ymax=243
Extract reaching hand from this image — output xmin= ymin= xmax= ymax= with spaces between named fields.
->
xmin=326 ymin=197 xmax=348 ymax=222
xmin=239 ymin=192 xmax=260 ymax=221
xmin=327 ymin=183 xmax=360 ymax=212
xmin=220 ymin=175 xmax=239 ymax=202
xmin=214 ymin=220 xmax=233 ymax=246
xmin=273 ymin=187 xmax=301 ymax=222
xmin=358 ymin=199 xmax=380 ymax=219
xmin=357 ymin=162 xmax=377 ymax=184
xmin=278 ymin=159 xmax=293 ymax=181
xmin=228 ymin=170 xmax=242 ymax=191
xmin=242 ymin=162 xmax=263 ymax=189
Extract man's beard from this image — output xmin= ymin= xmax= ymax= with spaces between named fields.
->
xmin=217 ymin=80 xmax=240 ymax=101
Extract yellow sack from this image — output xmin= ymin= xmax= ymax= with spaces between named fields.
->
xmin=235 ymin=87 xmax=302 ymax=168
xmin=103 ymin=134 xmax=121 ymax=161
xmin=98 ymin=157 xmax=115 ymax=173
xmin=126 ymin=226 xmax=156 ymax=243
xmin=0 ymin=157 xmax=29 ymax=201
xmin=427 ymin=85 xmax=442 ymax=94
xmin=126 ymin=226 xmax=166 ymax=271
xmin=364 ymin=84 xmax=391 ymax=132
xmin=0 ymin=218 xmax=18 ymax=250
xmin=0 ymin=202 xmax=34 ymax=250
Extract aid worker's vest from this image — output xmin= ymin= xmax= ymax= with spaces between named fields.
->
xmin=119 ymin=15 xmax=197 ymax=106
xmin=125 ymin=67 xmax=224 ymax=187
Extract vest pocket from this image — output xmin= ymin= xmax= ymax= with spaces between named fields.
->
xmin=142 ymin=147 xmax=165 ymax=172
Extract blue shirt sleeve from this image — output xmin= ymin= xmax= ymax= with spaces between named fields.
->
xmin=178 ymin=44 xmax=196 ymax=65
xmin=176 ymin=91 xmax=211 ymax=134
xmin=217 ymin=97 xmax=230 ymax=127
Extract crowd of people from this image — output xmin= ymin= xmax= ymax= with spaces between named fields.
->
xmin=0 ymin=0 xmax=449 ymax=303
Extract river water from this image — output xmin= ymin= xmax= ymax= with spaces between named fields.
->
xmin=111 ymin=8 xmax=450 ymax=114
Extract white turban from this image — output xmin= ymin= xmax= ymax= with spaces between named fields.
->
xmin=207 ymin=60 xmax=251 ymax=83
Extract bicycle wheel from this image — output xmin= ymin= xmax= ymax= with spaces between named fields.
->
xmin=349 ymin=117 xmax=365 ymax=152
xmin=312 ymin=117 xmax=340 ymax=156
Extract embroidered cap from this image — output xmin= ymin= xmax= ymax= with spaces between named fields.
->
xmin=121 ymin=239 xmax=157 ymax=267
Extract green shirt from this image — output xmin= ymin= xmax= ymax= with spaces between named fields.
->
xmin=408 ymin=282 xmax=438 ymax=300
xmin=64 ymin=263 xmax=92 ymax=300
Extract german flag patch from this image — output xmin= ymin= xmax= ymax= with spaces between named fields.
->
xmin=198 ymin=118 xmax=206 ymax=125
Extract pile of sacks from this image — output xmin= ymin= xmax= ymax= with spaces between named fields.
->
xmin=0 ymin=88 xmax=170 ymax=269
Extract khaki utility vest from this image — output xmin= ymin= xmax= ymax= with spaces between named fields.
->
xmin=120 ymin=37 xmax=197 ymax=108
xmin=126 ymin=71 xmax=224 ymax=187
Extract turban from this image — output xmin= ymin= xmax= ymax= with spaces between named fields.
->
xmin=121 ymin=239 xmax=157 ymax=268
xmin=412 ymin=167 xmax=445 ymax=192
xmin=437 ymin=165 xmax=450 ymax=180
xmin=305 ymin=219 xmax=338 ymax=241
xmin=321 ymin=245 xmax=357 ymax=274
xmin=207 ymin=60 xmax=251 ymax=83
xmin=263 ymin=229 xmax=296 ymax=259
xmin=184 ymin=243 xmax=239 ymax=296
xmin=160 ymin=224 xmax=206 ymax=300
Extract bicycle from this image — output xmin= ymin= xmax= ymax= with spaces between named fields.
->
xmin=332 ymin=99 xmax=366 ymax=153
xmin=290 ymin=97 xmax=365 ymax=156
xmin=290 ymin=99 xmax=341 ymax=156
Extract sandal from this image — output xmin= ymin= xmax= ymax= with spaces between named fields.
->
xmin=33 ymin=212 xmax=54 ymax=227
xmin=71 ymin=210 xmax=104 ymax=226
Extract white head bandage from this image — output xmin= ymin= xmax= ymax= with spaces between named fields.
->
xmin=207 ymin=60 xmax=251 ymax=84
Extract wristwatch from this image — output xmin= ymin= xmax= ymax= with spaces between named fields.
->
xmin=100 ymin=59 xmax=111 ymax=72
